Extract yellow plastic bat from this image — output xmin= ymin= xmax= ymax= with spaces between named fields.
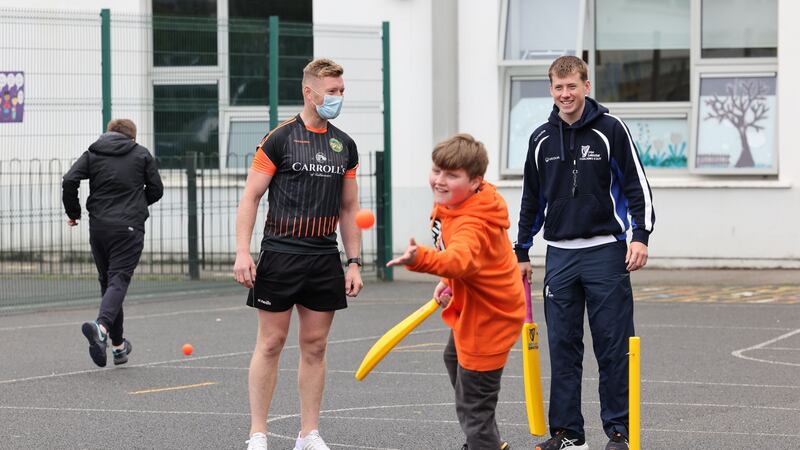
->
xmin=522 ymin=277 xmax=546 ymax=436
xmin=355 ymin=296 xmax=442 ymax=381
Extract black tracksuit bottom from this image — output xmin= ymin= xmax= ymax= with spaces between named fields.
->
xmin=89 ymin=225 xmax=144 ymax=346
xmin=543 ymin=240 xmax=635 ymax=440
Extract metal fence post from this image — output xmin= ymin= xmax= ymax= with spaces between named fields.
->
xmin=380 ymin=21 xmax=393 ymax=281
xmin=186 ymin=152 xmax=200 ymax=280
xmin=269 ymin=15 xmax=279 ymax=130
xmin=100 ymin=9 xmax=111 ymax=130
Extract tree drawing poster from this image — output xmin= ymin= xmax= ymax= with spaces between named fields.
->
xmin=696 ymin=75 xmax=776 ymax=172
xmin=1 ymin=71 xmax=24 ymax=123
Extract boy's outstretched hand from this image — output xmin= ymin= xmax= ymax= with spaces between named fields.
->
xmin=386 ymin=238 xmax=418 ymax=267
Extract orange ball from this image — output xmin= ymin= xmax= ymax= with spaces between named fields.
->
xmin=182 ymin=343 xmax=194 ymax=356
xmin=355 ymin=209 xmax=375 ymax=229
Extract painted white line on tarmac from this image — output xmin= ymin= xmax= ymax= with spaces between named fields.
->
xmin=321 ymin=415 xmax=800 ymax=438
xmin=0 ymin=405 xmax=248 ymax=416
xmin=0 ymin=305 xmax=247 ymax=332
xmin=731 ymin=328 xmax=800 ymax=367
xmin=148 ymin=365 xmax=800 ymax=390
xmin=639 ymin=323 xmax=792 ymax=331
xmin=0 ymin=328 xmax=451 ymax=385
xmin=129 ymin=381 xmax=217 ymax=395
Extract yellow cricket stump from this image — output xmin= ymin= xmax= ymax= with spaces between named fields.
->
xmin=629 ymin=336 xmax=641 ymax=450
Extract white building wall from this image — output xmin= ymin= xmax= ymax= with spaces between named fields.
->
xmin=2 ymin=0 xmax=798 ymax=268
xmin=333 ymin=0 xmax=800 ymax=268
xmin=315 ymin=0 xmax=437 ymax=250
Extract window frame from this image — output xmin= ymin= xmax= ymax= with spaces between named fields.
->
xmin=498 ymin=0 xmax=779 ymax=179
xmin=689 ymin=0 xmax=778 ymax=175
xmin=220 ymin=106 xmax=302 ymax=173
xmin=150 ymin=79 xmax=221 ymax=171
xmin=500 ymin=70 xmax=552 ymax=175
xmin=148 ymin=0 xmax=312 ymax=172
xmin=610 ymin=103 xmax=692 ymax=174
xmin=498 ymin=0 xmax=586 ymax=176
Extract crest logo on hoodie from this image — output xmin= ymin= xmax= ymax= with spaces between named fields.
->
xmin=579 ymin=144 xmax=602 ymax=161
xmin=431 ymin=218 xmax=445 ymax=251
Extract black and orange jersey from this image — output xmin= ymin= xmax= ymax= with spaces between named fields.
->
xmin=251 ymin=114 xmax=358 ymax=254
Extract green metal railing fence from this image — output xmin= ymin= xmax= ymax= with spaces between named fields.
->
xmin=0 ymin=8 xmax=393 ymax=311
xmin=0 ymin=151 xmax=382 ymax=311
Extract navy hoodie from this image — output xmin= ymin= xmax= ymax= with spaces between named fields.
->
xmin=62 ymin=132 xmax=163 ymax=231
xmin=515 ymin=97 xmax=655 ymax=261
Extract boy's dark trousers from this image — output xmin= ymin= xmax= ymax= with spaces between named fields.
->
xmin=89 ymin=225 xmax=144 ymax=346
xmin=543 ymin=240 xmax=635 ymax=439
xmin=443 ymin=332 xmax=504 ymax=449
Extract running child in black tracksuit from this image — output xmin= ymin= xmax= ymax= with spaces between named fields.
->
xmin=515 ymin=56 xmax=655 ymax=450
xmin=63 ymin=119 xmax=163 ymax=368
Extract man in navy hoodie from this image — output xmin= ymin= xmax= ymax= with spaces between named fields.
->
xmin=515 ymin=56 xmax=655 ymax=450
xmin=63 ymin=119 xmax=163 ymax=367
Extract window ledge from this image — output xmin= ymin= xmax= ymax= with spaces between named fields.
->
xmin=492 ymin=178 xmax=792 ymax=189
xmin=649 ymin=178 xmax=792 ymax=189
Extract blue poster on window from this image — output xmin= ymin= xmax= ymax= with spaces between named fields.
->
xmin=1 ymin=71 xmax=24 ymax=123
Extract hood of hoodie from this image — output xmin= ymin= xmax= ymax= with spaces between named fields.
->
xmin=547 ymin=96 xmax=609 ymax=161
xmin=89 ymin=131 xmax=138 ymax=156
xmin=431 ymin=181 xmax=510 ymax=230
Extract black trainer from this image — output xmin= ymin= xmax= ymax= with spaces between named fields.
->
xmin=605 ymin=432 xmax=629 ymax=450
xmin=112 ymin=339 xmax=132 ymax=365
xmin=535 ymin=429 xmax=588 ymax=450
xmin=81 ymin=321 xmax=108 ymax=367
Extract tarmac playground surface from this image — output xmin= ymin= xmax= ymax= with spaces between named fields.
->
xmin=0 ymin=269 xmax=798 ymax=449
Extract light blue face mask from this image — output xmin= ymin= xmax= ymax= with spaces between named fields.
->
xmin=310 ymin=88 xmax=343 ymax=120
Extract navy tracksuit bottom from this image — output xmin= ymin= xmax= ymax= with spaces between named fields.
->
xmin=543 ymin=240 xmax=635 ymax=440
xmin=89 ymin=225 xmax=144 ymax=346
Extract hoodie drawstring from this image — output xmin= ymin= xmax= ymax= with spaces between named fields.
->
xmin=558 ymin=120 xmax=565 ymax=162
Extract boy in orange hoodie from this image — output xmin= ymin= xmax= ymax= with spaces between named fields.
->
xmin=387 ymin=134 xmax=525 ymax=449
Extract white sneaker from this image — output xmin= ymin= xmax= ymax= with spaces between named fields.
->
xmin=246 ymin=432 xmax=267 ymax=450
xmin=293 ymin=430 xmax=330 ymax=450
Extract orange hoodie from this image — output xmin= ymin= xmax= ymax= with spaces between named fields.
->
xmin=407 ymin=181 xmax=525 ymax=371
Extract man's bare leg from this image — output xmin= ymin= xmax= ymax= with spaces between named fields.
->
xmin=249 ymin=308 xmax=293 ymax=435
xmin=296 ymin=305 xmax=335 ymax=436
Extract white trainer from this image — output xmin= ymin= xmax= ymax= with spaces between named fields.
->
xmin=293 ymin=430 xmax=330 ymax=450
xmin=246 ymin=432 xmax=267 ymax=450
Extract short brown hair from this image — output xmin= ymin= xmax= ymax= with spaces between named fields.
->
xmin=548 ymin=55 xmax=588 ymax=83
xmin=302 ymin=58 xmax=344 ymax=83
xmin=107 ymin=119 xmax=137 ymax=140
xmin=431 ymin=134 xmax=489 ymax=179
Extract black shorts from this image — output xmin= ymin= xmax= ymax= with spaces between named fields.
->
xmin=246 ymin=250 xmax=347 ymax=312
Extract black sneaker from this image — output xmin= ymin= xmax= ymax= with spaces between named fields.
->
xmin=605 ymin=432 xmax=629 ymax=450
xmin=81 ymin=321 xmax=107 ymax=367
xmin=535 ymin=430 xmax=588 ymax=450
xmin=112 ymin=339 xmax=132 ymax=365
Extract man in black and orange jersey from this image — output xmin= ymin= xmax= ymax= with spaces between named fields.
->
xmin=234 ymin=58 xmax=363 ymax=450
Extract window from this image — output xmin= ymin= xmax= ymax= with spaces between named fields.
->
xmin=625 ymin=118 xmax=688 ymax=169
xmin=695 ymin=74 xmax=777 ymax=173
xmin=504 ymin=78 xmax=552 ymax=170
xmin=153 ymin=0 xmax=217 ymax=67
xmin=701 ymin=0 xmax=777 ymax=58
xmin=226 ymin=120 xmax=268 ymax=169
xmin=595 ymin=0 xmax=690 ymax=102
xmin=504 ymin=0 xmax=583 ymax=61
xmin=499 ymin=0 xmax=778 ymax=177
xmin=499 ymin=0 xmax=586 ymax=175
xmin=154 ymin=84 xmax=219 ymax=169
xmin=228 ymin=0 xmax=313 ymax=106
